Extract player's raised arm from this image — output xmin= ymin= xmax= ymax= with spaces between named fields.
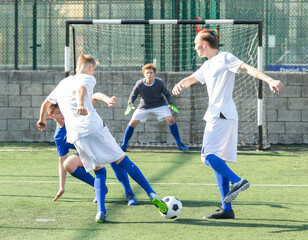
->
xmin=239 ymin=63 xmax=283 ymax=95
xmin=172 ymin=76 xmax=198 ymax=95
xmin=92 ymin=92 xmax=118 ymax=107
xmin=37 ymin=99 xmax=52 ymax=131
xmin=77 ymin=86 xmax=88 ymax=116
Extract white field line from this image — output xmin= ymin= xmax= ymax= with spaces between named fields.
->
xmin=0 ymin=180 xmax=307 ymax=187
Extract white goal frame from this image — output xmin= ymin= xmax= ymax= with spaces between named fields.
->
xmin=65 ymin=19 xmax=265 ymax=150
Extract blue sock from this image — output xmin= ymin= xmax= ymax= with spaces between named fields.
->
xmin=122 ymin=125 xmax=135 ymax=148
xmin=118 ymin=156 xmax=155 ymax=196
xmin=205 ymin=154 xmax=241 ymax=184
xmin=71 ymin=167 xmax=94 ymax=187
xmin=214 ymin=170 xmax=232 ymax=211
xmin=110 ymin=162 xmax=134 ymax=196
xmin=168 ymin=122 xmax=182 ymax=146
xmin=94 ymin=168 xmax=107 ymax=215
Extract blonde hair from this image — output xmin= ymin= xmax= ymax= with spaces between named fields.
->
xmin=197 ymin=29 xmax=220 ymax=49
xmin=142 ymin=63 xmax=156 ymax=73
xmin=77 ymin=54 xmax=96 ymax=70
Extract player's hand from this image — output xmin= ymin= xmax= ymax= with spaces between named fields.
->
xmin=37 ymin=120 xmax=46 ymax=131
xmin=168 ymin=104 xmax=179 ymax=113
xmin=53 ymin=188 xmax=64 ymax=202
xmin=108 ymin=96 xmax=118 ymax=107
xmin=77 ymin=106 xmax=88 ymax=116
xmin=268 ymin=79 xmax=283 ymax=95
xmin=172 ymin=83 xmax=185 ymax=95
xmin=124 ymin=103 xmax=135 ymax=115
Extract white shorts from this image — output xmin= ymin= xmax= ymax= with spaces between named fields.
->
xmin=201 ymin=118 xmax=238 ymax=163
xmin=74 ymin=126 xmax=125 ymax=172
xmin=131 ymin=105 xmax=172 ymax=123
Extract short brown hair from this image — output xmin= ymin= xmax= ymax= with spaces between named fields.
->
xmin=142 ymin=63 xmax=156 ymax=73
xmin=77 ymin=54 xmax=96 ymax=70
xmin=49 ymin=103 xmax=59 ymax=114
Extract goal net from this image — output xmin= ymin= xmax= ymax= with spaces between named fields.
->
xmin=66 ymin=20 xmax=269 ymax=149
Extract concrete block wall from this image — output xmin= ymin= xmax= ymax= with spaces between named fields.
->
xmin=0 ymin=70 xmax=307 ymax=146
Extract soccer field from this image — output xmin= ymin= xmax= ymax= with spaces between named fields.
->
xmin=0 ymin=143 xmax=307 ymax=240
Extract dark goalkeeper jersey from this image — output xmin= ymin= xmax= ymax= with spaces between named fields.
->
xmin=128 ymin=78 xmax=173 ymax=109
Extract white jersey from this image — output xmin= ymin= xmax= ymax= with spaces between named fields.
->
xmin=191 ymin=51 xmax=243 ymax=121
xmin=47 ymin=73 xmax=104 ymax=143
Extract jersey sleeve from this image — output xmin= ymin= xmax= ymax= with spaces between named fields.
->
xmin=191 ymin=65 xmax=206 ymax=85
xmin=128 ymin=81 xmax=140 ymax=104
xmin=225 ymin=52 xmax=244 ymax=73
xmin=47 ymin=82 xmax=62 ymax=104
xmin=79 ymin=75 xmax=96 ymax=94
xmin=160 ymin=80 xmax=173 ymax=104
xmin=55 ymin=137 xmax=69 ymax=156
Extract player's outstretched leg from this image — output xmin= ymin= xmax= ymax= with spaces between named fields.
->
xmin=70 ymin=167 xmax=108 ymax=203
xmin=121 ymin=125 xmax=135 ymax=152
xmin=110 ymin=162 xmax=137 ymax=205
xmin=204 ymin=171 xmax=234 ymax=219
xmin=94 ymin=167 xmax=107 ymax=223
xmin=204 ymin=154 xmax=250 ymax=203
xmin=168 ymin=122 xmax=189 ymax=151
xmin=118 ymin=156 xmax=168 ymax=214
xmin=224 ymin=178 xmax=250 ymax=203
xmin=149 ymin=193 xmax=168 ymax=214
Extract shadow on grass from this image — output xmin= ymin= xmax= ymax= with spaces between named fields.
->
xmin=0 ymin=218 xmax=307 ymax=234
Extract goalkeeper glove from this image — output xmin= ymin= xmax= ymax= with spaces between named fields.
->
xmin=168 ymin=104 xmax=179 ymax=113
xmin=124 ymin=103 xmax=136 ymax=115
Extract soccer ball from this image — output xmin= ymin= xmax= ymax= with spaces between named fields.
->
xmin=160 ymin=196 xmax=182 ymax=219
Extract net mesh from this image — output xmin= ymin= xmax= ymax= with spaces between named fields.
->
xmin=70 ymin=23 xmax=269 ymax=148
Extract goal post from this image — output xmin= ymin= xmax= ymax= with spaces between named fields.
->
xmin=65 ymin=19 xmax=267 ymax=150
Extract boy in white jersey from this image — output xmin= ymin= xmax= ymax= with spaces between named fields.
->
xmin=172 ymin=29 xmax=283 ymax=219
xmin=48 ymin=94 xmax=137 ymax=206
xmin=37 ymin=55 xmax=168 ymax=223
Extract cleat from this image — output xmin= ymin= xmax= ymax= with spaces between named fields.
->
xmin=203 ymin=209 xmax=235 ymax=219
xmin=126 ymin=194 xmax=138 ymax=206
xmin=121 ymin=146 xmax=127 ymax=152
xmin=224 ymin=178 xmax=250 ymax=203
xmin=149 ymin=193 xmax=168 ymax=214
xmin=95 ymin=211 xmax=106 ymax=223
xmin=177 ymin=143 xmax=189 ymax=151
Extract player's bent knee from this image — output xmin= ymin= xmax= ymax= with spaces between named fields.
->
xmin=63 ymin=155 xmax=83 ymax=173
xmin=115 ymin=155 xmax=126 ymax=165
xmin=201 ymin=155 xmax=207 ymax=164
xmin=165 ymin=116 xmax=175 ymax=125
xmin=129 ymin=120 xmax=139 ymax=128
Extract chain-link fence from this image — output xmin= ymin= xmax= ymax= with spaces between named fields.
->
xmin=0 ymin=0 xmax=307 ymax=71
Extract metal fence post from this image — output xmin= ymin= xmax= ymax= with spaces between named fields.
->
xmin=32 ymin=0 xmax=37 ymax=70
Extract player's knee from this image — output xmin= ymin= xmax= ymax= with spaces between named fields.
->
xmin=129 ymin=120 xmax=139 ymax=128
xmin=201 ymin=155 xmax=211 ymax=167
xmin=63 ymin=159 xmax=72 ymax=172
xmin=201 ymin=155 xmax=207 ymax=164
xmin=165 ymin=116 xmax=175 ymax=125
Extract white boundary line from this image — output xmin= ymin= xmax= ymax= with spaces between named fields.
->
xmin=0 ymin=180 xmax=307 ymax=187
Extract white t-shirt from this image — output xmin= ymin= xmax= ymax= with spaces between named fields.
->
xmin=191 ymin=51 xmax=243 ymax=121
xmin=47 ymin=73 xmax=104 ymax=143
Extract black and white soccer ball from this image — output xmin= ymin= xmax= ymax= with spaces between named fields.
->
xmin=160 ymin=196 xmax=182 ymax=219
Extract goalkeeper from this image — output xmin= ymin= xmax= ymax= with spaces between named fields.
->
xmin=122 ymin=63 xmax=188 ymax=152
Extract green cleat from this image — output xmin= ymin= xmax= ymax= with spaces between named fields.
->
xmin=149 ymin=193 xmax=168 ymax=214
xmin=95 ymin=211 xmax=106 ymax=223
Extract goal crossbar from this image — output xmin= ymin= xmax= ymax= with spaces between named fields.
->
xmin=65 ymin=19 xmax=264 ymax=150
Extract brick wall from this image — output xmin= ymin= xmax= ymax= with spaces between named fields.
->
xmin=0 ymin=70 xmax=307 ymax=146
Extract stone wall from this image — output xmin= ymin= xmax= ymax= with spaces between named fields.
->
xmin=0 ymin=70 xmax=307 ymax=146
